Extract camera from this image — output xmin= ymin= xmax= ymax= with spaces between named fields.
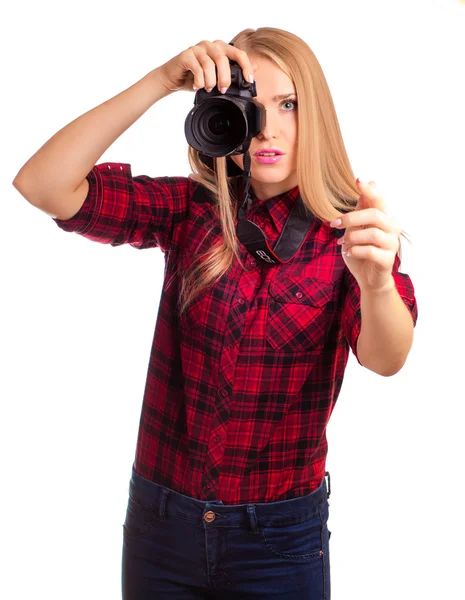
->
xmin=184 ymin=59 xmax=266 ymax=168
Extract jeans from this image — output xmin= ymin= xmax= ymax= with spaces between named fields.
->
xmin=122 ymin=463 xmax=331 ymax=599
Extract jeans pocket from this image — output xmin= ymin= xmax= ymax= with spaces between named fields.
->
xmin=259 ymin=510 xmax=324 ymax=561
xmin=122 ymin=492 xmax=157 ymax=539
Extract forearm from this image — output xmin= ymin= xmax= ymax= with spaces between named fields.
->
xmin=356 ymin=276 xmax=414 ymax=376
xmin=12 ymin=67 xmax=173 ymax=205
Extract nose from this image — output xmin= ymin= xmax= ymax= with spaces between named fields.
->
xmin=257 ymin=109 xmax=279 ymax=140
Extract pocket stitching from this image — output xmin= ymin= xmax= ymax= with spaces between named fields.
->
xmin=266 ymin=277 xmax=337 ymax=352
xmin=123 ymin=495 xmax=157 ymax=538
xmin=259 ymin=529 xmax=324 ymax=561
xmin=258 ymin=511 xmax=325 ymax=561
xmin=269 ymin=278 xmax=336 ymax=307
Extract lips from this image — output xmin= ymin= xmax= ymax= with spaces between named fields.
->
xmin=254 ymin=149 xmax=284 ymax=156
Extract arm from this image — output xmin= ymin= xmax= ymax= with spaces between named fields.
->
xmin=342 ymin=255 xmax=418 ymax=375
xmin=356 ymin=276 xmax=414 ymax=377
xmin=12 ymin=68 xmax=173 ymax=219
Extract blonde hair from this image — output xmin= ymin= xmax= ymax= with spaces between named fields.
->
xmin=174 ymin=27 xmax=410 ymax=316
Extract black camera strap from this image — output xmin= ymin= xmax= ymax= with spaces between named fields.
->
xmin=235 ymin=150 xmax=315 ymax=265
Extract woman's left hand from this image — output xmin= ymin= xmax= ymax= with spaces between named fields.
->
xmin=330 ymin=179 xmax=401 ymax=292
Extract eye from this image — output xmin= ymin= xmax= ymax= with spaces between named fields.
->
xmin=281 ymin=100 xmax=298 ymax=111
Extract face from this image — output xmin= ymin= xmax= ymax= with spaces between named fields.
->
xmin=229 ymin=55 xmax=298 ymax=201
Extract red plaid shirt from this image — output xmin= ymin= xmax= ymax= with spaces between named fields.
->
xmin=53 ymin=162 xmax=418 ymax=503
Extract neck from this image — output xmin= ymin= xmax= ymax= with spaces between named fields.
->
xmin=250 ymin=174 xmax=298 ymax=201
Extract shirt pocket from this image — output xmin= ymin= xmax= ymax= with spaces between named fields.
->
xmin=266 ymin=276 xmax=337 ymax=352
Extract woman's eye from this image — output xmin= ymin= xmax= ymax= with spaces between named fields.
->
xmin=281 ymin=100 xmax=298 ymax=111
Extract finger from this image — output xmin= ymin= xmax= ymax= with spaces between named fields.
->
xmin=191 ymin=46 xmax=218 ymax=91
xmin=215 ymin=40 xmax=255 ymax=83
xmin=343 ymin=244 xmax=395 ymax=267
xmin=208 ymin=44 xmax=234 ymax=93
xmin=183 ymin=47 xmax=207 ymax=89
xmin=340 ymin=208 xmax=392 ymax=233
xmin=340 ymin=227 xmax=399 ymax=252
xmin=356 ymin=180 xmax=388 ymax=213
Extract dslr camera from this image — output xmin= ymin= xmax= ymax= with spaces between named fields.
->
xmin=184 ymin=59 xmax=266 ymax=170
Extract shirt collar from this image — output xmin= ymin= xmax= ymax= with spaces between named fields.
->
xmin=236 ymin=177 xmax=301 ymax=232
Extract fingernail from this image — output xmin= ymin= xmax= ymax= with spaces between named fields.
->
xmin=330 ymin=218 xmax=342 ymax=227
xmin=249 ymin=74 xmax=254 ymax=84
xmin=193 ymin=85 xmax=199 ymax=91
xmin=220 ymin=87 xmax=228 ymax=94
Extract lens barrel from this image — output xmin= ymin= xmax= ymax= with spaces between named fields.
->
xmin=184 ymin=61 xmax=265 ymax=160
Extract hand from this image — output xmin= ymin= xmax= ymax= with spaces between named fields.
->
xmin=330 ymin=179 xmax=401 ymax=292
xmin=157 ymin=39 xmax=257 ymax=94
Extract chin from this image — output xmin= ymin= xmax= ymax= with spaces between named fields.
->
xmin=252 ymin=171 xmax=292 ymax=182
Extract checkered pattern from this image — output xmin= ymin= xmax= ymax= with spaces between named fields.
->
xmin=53 ymin=162 xmax=418 ymax=503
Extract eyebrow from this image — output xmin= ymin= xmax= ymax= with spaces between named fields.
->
xmin=272 ymin=93 xmax=297 ymax=101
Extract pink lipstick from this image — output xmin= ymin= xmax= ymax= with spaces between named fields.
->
xmin=254 ymin=148 xmax=284 ymax=164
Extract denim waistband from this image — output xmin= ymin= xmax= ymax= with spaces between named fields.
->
xmin=127 ymin=463 xmax=330 ymax=532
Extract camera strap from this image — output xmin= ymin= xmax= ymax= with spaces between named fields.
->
xmin=235 ymin=150 xmax=315 ymax=265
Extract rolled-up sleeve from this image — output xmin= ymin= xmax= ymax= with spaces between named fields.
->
xmin=52 ymin=162 xmax=192 ymax=253
xmin=342 ymin=253 xmax=418 ymax=365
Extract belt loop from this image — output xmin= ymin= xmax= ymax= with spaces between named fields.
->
xmin=325 ymin=471 xmax=331 ymax=499
xmin=247 ymin=505 xmax=259 ymax=534
xmin=158 ymin=488 xmax=169 ymax=522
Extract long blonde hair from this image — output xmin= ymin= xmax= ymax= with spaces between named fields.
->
xmin=175 ymin=27 xmax=410 ymax=316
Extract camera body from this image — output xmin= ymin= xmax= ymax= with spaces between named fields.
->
xmin=184 ymin=60 xmax=266 ymax=166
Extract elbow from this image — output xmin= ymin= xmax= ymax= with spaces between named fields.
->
xmin=379 ymin=365 xmax=403 ymax=377
xmin=358 ymin=353 xmax=406 ymax=377
xmin=376 ymin=358 xmax=407 ymax=377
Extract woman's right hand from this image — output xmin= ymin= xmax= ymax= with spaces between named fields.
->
xmin=156 ymin=40 xmax=257 ymax=95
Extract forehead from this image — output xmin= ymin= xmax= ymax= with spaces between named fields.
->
xmin=250 ymin=57 xmax=296 ymax=101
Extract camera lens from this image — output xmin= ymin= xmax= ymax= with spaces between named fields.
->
xmin=208 ymin=114 xmax=232 ymax=136
xmin=191 ymin=98 xmax=247 ymax=155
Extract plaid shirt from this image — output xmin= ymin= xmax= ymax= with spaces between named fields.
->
xmin=53 ymin=162 xmax=418 ymax=503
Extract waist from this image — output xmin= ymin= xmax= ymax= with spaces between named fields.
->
xmin=127 ymin=462 xmax=330 ymax=527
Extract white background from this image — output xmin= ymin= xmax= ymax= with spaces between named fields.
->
xmin=2 ymin=0 xmax=464 ymax=598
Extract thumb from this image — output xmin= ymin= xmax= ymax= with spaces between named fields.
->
xmin=355 ymin=178 xmax=377 ymax=210
xmin=355 ymin=188 xmax=367 ymax=211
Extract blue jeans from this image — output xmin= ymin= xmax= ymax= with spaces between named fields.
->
xmin=122 ymin=463 xmax=331 ymax=599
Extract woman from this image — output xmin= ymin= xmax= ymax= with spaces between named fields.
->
xmin=13 ymin=27 xmax=418 ymax=600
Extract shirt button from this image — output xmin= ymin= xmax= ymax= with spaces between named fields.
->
xmin=221 ymin=389 xmax=229 ymax=397
xmin=248 ymin=259 xmax=257 ymax=268
xmin=237 ymin=298 xmax=244 ymax=306
xmin=213 ymin=435 xmax=221 ymax=443
xmin=204 ymin=511 xmax=216 ymax=523
xmin=295 ymin=291 xmax=303 ymax=299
